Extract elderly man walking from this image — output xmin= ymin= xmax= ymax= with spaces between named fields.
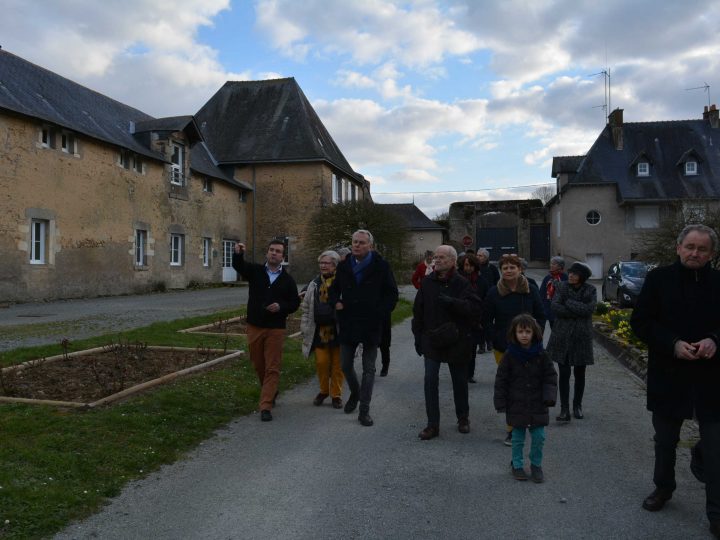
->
xmin=233 ymin=240 xmax=300 ymax=422
xmin=412 ymin=245 xmax=482 ymax=440
xmin=631 ymin=224 xmax=720 ymax=538
xmin=332 ymin=230 xmax=398 ymax=426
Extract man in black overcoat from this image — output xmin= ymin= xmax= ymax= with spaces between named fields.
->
xmin=631 ymin=224 xmax=720 ymax=538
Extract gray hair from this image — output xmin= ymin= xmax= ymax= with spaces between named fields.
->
xmin=436 ymin=244 xmax=458 ymax=260
xmin=352 ymin=229 xmax=374 ymax=245
xmin=677 ymin=224 xmax=719 ymax=252
xmin=550 ymin=256 xmax=565 ymax=269
xmin=318 ymin=250 xmax=340 ymax=265
xmin=477 ymin=248 xmax=490 ymax=258
xmin=336 ymin=247 xmax=351 ymax=259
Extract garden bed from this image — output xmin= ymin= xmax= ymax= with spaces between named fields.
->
xmin=180 ymin=314 xmax=302 ymax=337
xmin=0 ymin=344 xmax=243 ymax=408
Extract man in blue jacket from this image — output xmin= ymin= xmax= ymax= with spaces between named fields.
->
xmin=233 ymin=240 xmax=300 ymax=422
xmin=332 ymin=230 xmax=398 ymax=427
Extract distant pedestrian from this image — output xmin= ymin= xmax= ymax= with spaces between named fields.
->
xmin=331 ymin=230 xmax=398 ymax=427
xmin=539 ymin=256 xmax=568 ymax=330
xmin=233 ymin=240 xmax=300 ymax=422
xmin=546 ymin=262 xmax=596 ymax=422
xmin=412 ymin=251 xmax=434 ymax=289
xmin=300 ymin=250 xmax=344 ymax=409
xmin=458 ymin=253 xmax=489 ymax=383
xmin=483 ymin=253 xmax=545 ymax=445
xmin=413 ymin=245 xmax=482 ymax=440
xmin=477 ymin=248 xmax=500 ymax=350
xmin=494 ymin=314 xmax=557 ymax=482
xmin=630 ymin=224 xmax=720 ymax=538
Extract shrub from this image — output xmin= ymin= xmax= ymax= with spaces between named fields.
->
xmin=600 ymin=309 xmax=646 ymax=349
xmin=595 ymin=301 xmax=610 ymax=315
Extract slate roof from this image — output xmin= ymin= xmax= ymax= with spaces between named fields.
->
xmin=378 ymin=203 xmax=444 ymax=230
xmin=0 ymin=50 xmax=243 ymax=188
xmin=0 ymin=49 xmax=162 ymax=162
xmin=551 ymin=155 xmax=585 ymax=177
xmin=567 ymin=118 xmax=720 ymax=202
xmin=195 ymin=79 xmax=363 ymax=183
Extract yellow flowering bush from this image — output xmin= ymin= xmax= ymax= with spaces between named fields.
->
xmin=601 ymin=309 xmax=646 ymax=349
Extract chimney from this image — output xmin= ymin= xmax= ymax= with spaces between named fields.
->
xmin=608 ymin=108 xmax=624 ymax=150
xmin=704 ymin=104 xmax=720 ymax=129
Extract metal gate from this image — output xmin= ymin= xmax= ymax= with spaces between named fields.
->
xmin=476 ymin=227 xmax=517 ymax=261
xmin=530 ymin=224 xmax=550 ymax=261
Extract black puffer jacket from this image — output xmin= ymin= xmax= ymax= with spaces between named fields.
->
xmin=412 ymin=270 xmax=482 ymax=363
xmin=494 ymin=349 xmax=558 ymax=427
xmin=630 ymin=260 xmax=720 ymax=421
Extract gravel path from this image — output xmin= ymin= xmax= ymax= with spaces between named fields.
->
xmin=54 ymin=317 xmax=709 ymax=539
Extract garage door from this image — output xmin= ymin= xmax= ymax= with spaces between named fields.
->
xmin=476 ymin=227 xmax=517 ymax=261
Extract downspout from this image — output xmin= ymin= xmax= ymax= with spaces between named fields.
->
xmin=252 ymin=165 xmax=257 ymax=262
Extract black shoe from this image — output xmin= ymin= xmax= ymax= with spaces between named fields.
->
xmin=419 ymin=426 xmax=439 ymax=440
xmin=380 ymin=365 xmax=389 ymax=377
xmin=358 ymin=413 xmax=374 ymax=426
xmin=573 ymin=406 xmax=584 ymax=419
xmin=556 ymin=408 xmax=571 ymax=422
xmin=504 ymin=432 xmax=512 ymax=446
xmin=344 ymin=394 xmax=358 ymax=414
xmin=642 ymin=488 xmax=672 ymax=512
xmin=511 ymin=462 xmax=528 ymax=481
xmin=691 ymin=441 xmax=706 ymax=483
xmin=260 ymin=410 xmax=273 ymax=422
xmin=530 ymin=464 xmax=544 ymax=483
xmin=313 ymin=392 xmax=328 ymax=406
xmin=710 ymin=521 xmax=720 ymax=539
xmin=458 ymin=417 xmax=470 ymax=434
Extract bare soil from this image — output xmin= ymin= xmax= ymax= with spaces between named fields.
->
xmin=0 ymin=347 xmax=234 ymax=403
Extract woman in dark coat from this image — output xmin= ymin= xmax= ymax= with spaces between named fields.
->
xmin=539 ymin=256 xmax=568 ymax=329
xmin=459 ymin=253 xmax=489 ymax=382
xmin=547 ymin=262 xmax=597 ymax=422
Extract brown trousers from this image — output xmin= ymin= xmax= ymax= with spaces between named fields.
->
xmin=246 ymin=324 xmax=286 ymax=411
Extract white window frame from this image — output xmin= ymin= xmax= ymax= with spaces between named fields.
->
xmin=39 ymin=127 xmax=52 ymax=148
xmin=203 ymin=178 xmax=213 ymax=193
xmin=202 ymin=237 xmax=212 ymax=267
xmin=119 ymin=149 xmax=130 ymax=169
xmin=685 ymin=161 xmax=698 ymax=175
xmin=223 ymin=240 xmax=236 ymax=269
xmin=61 ymin=132 xmax=76 ymax=155
xmin=634 ymin=206 xmax=659 ymax=229
xmin=332 ymin=173 xmax=340 ymax=203
xmin=170 ymin=142 xmax=185 ymax=186
xmin=132 ymin=155 xmax=143 ymax=174
xmin=134 ymin=229 xmax=147 ymax=267
xmin=170 ymin=234 xmax=184 ymax=266
xmin=30 ymin=219 xmax=47 ymax=264
xmin=637 ymin=162 xmax=650 ymax=177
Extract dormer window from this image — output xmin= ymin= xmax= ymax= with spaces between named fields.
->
xmin=637 ymin=162 xmax=650 ymax=177
xmin=685 ymin=161 xmax=698 ymax=175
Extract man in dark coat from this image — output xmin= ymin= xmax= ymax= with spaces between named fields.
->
xmin=332 ymin=229 xmax=398 ymax=427
xmin=233 ymin=240 xmax=300 ymax=422
xmin=631 ymin=224 xmax=720 ymax=538
xmin=412 ymin=245 xmax=482 ymax=440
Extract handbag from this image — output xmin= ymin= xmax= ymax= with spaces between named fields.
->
xmin=314 ymin=296 xmax=336 ymax=326
xmin=427 ymin=321 xmax=459 ymax=349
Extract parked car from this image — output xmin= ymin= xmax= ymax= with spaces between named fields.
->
xmin=602 ymin=261 xmax=648 ymax=307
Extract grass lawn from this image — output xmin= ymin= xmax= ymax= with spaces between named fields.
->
xmin=0 ymin=298 xmax=412 ymax=540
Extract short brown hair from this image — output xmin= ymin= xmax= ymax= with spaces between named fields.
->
xmin=506 ymin=313 xmax=543 ymax=344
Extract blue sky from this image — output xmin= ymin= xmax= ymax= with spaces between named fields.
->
xmin=2 ymin=0 xmax=720 ymax=217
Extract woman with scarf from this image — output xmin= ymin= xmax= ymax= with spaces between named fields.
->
xmin=540 ymin=256 xmax=568 ymax=330
xmin=483 ymin=253 xmax=546 ymax=445
xmin=459 ymin=253 xmax=489 ymax=382
xmin=547 ymin=262 xmax=597 ymax=422
xmin=301 ymin=250 xmax=344 ymax=409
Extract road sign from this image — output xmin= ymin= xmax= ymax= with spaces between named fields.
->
xmin=462 ymin=235 xmax=473 ymax=248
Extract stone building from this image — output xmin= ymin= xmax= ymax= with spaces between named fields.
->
xmin=448 ymin=199 xmax=549 ymax=264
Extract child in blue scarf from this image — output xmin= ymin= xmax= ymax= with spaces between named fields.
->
xmin=494 ymin=314 xmax=558 ymax=483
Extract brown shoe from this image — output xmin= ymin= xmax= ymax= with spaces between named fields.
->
xmin=418 ymin=426 xmax=439 ymax=440
xmin=313 ymin=393 xmax=328 ymax=406
xmin=331 ymin=397 xmax=343 ymax=409
xmin=642 ymin=488 xmax=672 ymax=512
xmin=458 ymin=417 xmax=470 ymax=434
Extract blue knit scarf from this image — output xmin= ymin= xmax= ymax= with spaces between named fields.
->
xmin=351 ymin=251 xmax=373 ymax=283
xmin=507 ymin=341 xmax=544 ymax=363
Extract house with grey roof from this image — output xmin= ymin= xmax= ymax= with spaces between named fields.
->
xmin=377 ymin=203 xmax=445 ymax=258
xmin=548 ymin=106 xmax=720 ymax=277
xmin=0 ymin=49 xmax=251 ymax=301
xmin=195 ymin=78 xmax=371 ymax=281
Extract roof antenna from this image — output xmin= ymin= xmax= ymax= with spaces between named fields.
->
xmin=589 ymin=68 xmax=611 ymax=123
xmin=685 ymin=83 xmax=711 ymax=108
